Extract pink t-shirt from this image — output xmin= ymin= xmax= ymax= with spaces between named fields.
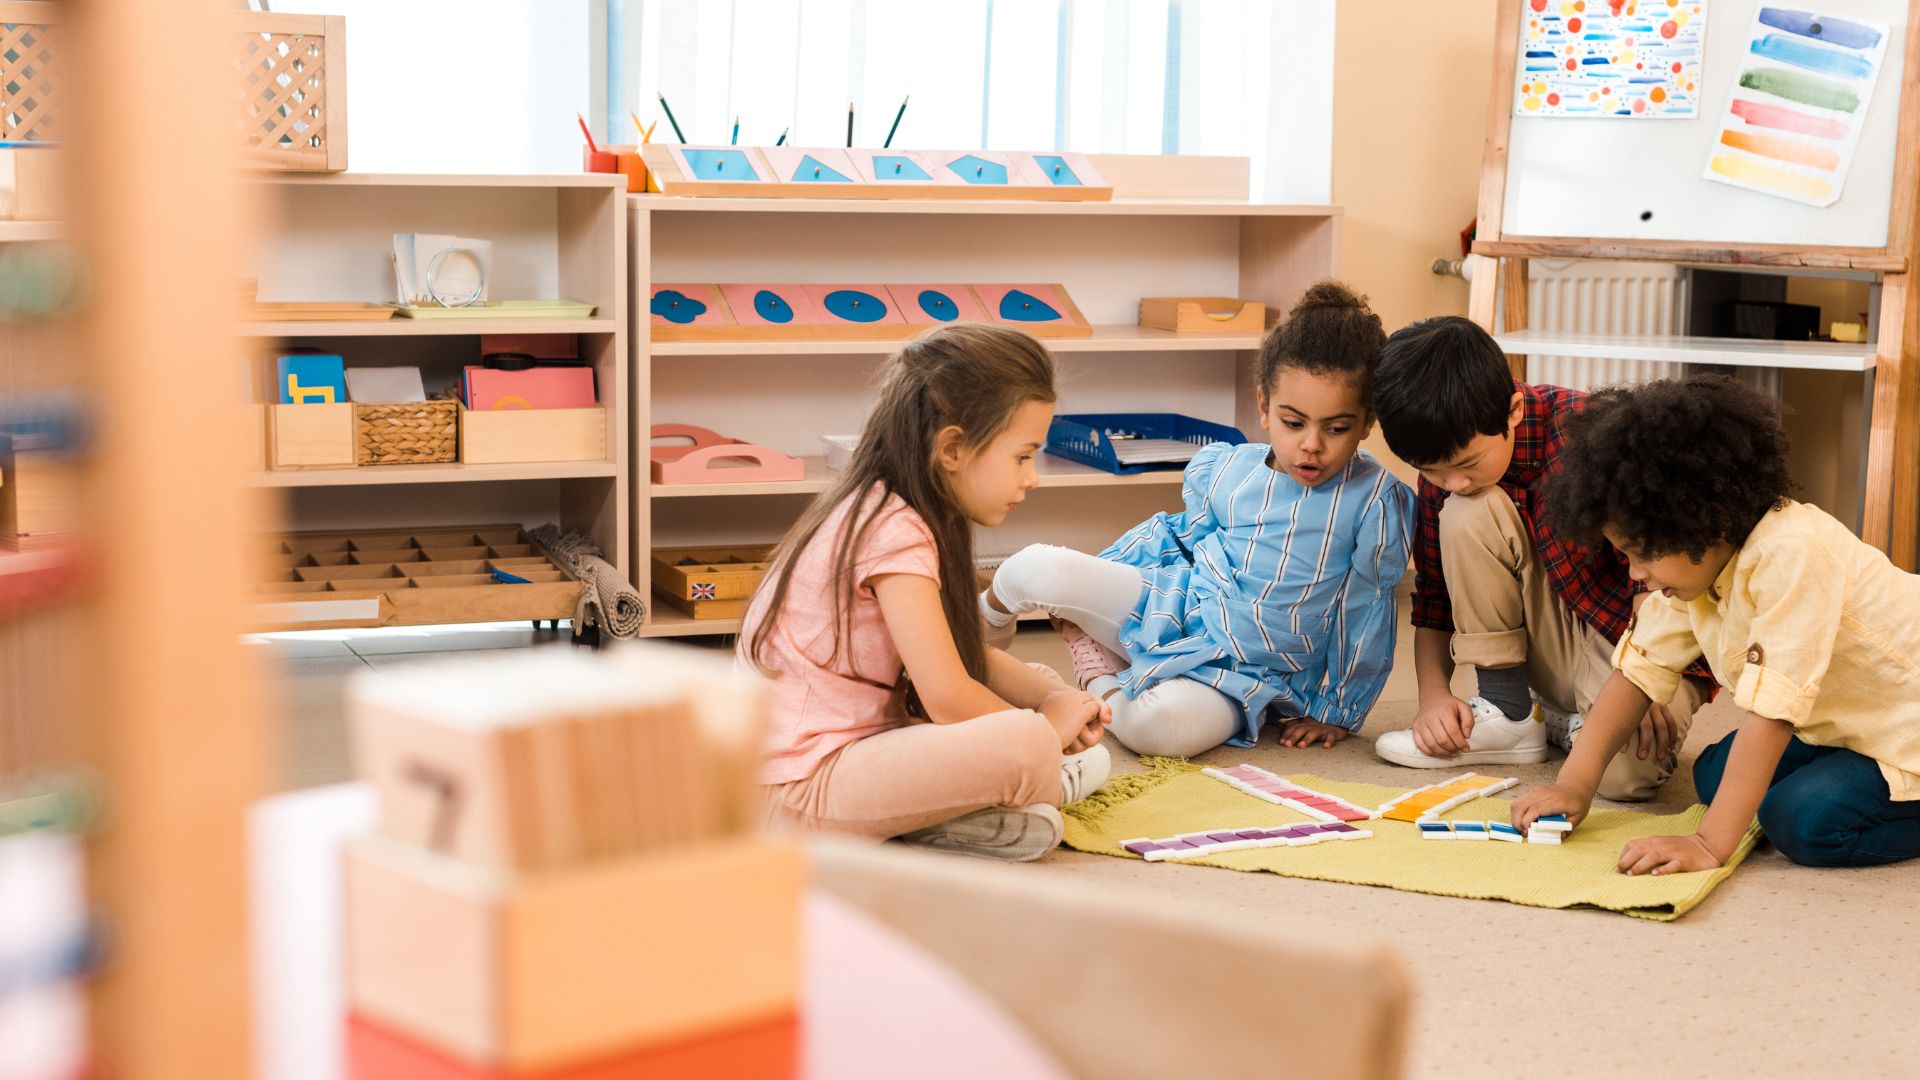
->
xmin=739 ymin=487 xmax=941 ymax=784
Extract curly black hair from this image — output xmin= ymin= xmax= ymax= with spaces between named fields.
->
xmin=1545 ymin=375 xmax=1793 ymax=560
xmin=1253 ymin=280 xmax=1386 ymax=402
xmin=1371 ymin=316 xmax=1515 ymax=467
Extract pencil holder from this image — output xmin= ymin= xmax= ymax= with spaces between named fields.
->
xmin=582 ymin=147 xmax=617 ymax=175
xmin=354 ymin=401 xmax=459 ymax=466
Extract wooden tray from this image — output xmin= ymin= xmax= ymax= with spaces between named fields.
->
xmin=249 ymin=302 xmax=396 ymax=322
xmin=396 ymin=300 xmax=597 ymax=320
xmin=251 ymin=524 xmax=580 ymax=631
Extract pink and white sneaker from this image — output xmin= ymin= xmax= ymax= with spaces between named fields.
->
xmin=1058 ymin=620 xmax=1126 ymax=690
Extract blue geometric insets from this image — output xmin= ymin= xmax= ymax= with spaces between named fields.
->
xmin=950 ymin=154 xmax=1010 ymax=184
xmin=651 ymin=289 xmax=707 ymax=323
xmin=753 ymin=289 xmax=796 ymax=324
xmin=793 ymin=155 xmax=852 ymax=183
xmin=917 ymin=289 xmax=962 ymax=322
xmin=1033 ymin=155 xmax=1082 ymax=186
xmin=998 ymin=289 xmax=1061 ymax=322
xmin=873 ymin=154 xmax=932 ymax=181
xmin=823 ymin=289 xmax=889 ymax=323
xmin=683 ymin=149 xmax=756 ymax=181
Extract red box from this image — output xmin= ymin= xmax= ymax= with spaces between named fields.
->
xmin=462 ymin=367 xmax=597 ymax=411
xmin=347 ymin=1012 xmax=799 ymax=1080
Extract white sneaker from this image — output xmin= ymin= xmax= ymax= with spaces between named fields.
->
xmin=1534 ymin=691 xmax=1582 ymax=751
xmin=1373 ymin=696 xmax=1548 ymax=768
xmin=898 ymin=803 xmax=1064 ymax=862
xmin=1059 ymin=741 xmax=1112 ymax=805
xmin=979 ymin=588 xmax=1018 ymax=651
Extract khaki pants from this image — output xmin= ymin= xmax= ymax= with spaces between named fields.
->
xmin=1439 ymin=488 xmax=1703 ymax=801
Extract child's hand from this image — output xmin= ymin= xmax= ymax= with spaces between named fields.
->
xmin=1041 ymin=690 xmax=1107 ymax=753
xmin=1618 ymin=833 xmax=1723 ymax=876
xmin=1277 ymin=718 xmax=1347 ymax=749
xmin=1412 ymin=694 xmax=1476 ymax=757
xmin=1510 ymin=783 xmax=1591 ymax=834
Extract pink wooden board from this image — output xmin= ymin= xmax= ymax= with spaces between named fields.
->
xmin=803 ymin=284 xmax=907 ymax=326
xmin=721 ymin=284 xmax=829 ymax=327
xmin=1010 ymin=151 xmax=1108 ymax=189
xmin=760 ymin=146 xmax=861 ymax=186
xmin=974 ymin=284 xmax=1075 ymax=328
xmin=927 ymin=149 xmax=1031 ymax=187
xmin=886 ymin=285 xmax=990 ymax=325
xmin=848 ymin=149 xmax=945 ymax=186
xmin=649 ymin=283 xmax=731 ymax=328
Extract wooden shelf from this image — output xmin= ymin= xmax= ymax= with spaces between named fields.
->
xmin=635 ymin=195 xmax=1339 ymax=219
xmin=650 ymin=324 xmax=1262 ymax=357
xmin=249 ymin=461 xmax=618 ymax=488
xmin=0 ymin=220 xmax=62 ymax=243
xmin=239 ymin=316 xmax=617 ymax=338
xmin=251 ymin=172 xmax=621 ymax=189
xmin=1492 ymin=330 xmax=1877 ymax=373
xmin=649 ymin=454 xmax=1184 ymax=499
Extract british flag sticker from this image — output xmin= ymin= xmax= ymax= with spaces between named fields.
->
xmin=691 ymin=583 xmax=717 ymax=600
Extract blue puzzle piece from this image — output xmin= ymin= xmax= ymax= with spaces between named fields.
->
xmin=650 ymin=289 xmax=707 ymax=324
xmin=1033 ymin=155 xmax=1083 ymax=186
xmin=997 ymin=289 xmax=1061 ymax=322
xmin=792 ymin=155 xmax=852 ymax=183
xmin=491 ymin=568 xmax=530 ymax=585
xmin=823 ymin=289 xmax=889 ymax=323
xmin=950 ymin=154 xmax=1010 ymax=184
xmin=873 ymin=154 xmax=931 ymax=181
xmin=682 ymin=149 xmax=756 ymax=181
xmin=753 ymin=289 xmax=796 ymax=324
xmin=917 ymin=289 xmax=962 ymax=322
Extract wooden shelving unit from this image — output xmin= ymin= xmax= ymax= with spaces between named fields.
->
xmin=247 ymin=173 xmax=630 ymax=623
xmin=629 ymin=154 xmax=1339 ymax=637
xmin=1489 ymin=330 xmax=1879 ymax=373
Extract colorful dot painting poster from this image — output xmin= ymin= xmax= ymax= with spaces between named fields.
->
xmin=1515 ymin=0 xmax=1709 ymax=118
xmin=1702 ymin=6 xmax=1891 ymax=207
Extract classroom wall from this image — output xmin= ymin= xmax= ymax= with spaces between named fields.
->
xmin=1331 ymin=0 xmax=1500 ymax=484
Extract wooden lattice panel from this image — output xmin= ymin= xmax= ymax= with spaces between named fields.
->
xmin=0 ymin=4 xmax=57 ymax=142
xmin=231 ymin=13 xmax=347 ymax=171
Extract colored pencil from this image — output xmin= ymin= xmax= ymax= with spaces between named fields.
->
xmin=883 ymin=95 xmax=909 ymax=148
xmin=846 ymin=102 xmax=855 ymax=147
xmin=775 ymin=128 xmax=788 ymax=146
xmin=575 ymin=113 xmax=599 ymax=154
xmin=657 ymin=92 xmax=687 ymax=143
xmin=730 ymin=117 xmax=740 ymax=145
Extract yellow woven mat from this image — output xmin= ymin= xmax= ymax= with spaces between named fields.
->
xmin=1062 ymin=759 xmax=1760 ymax=921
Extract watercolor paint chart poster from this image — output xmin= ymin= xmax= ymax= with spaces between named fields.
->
xmin=1703 ymin=6 xmax=1891 ymax=206
xmin=1516 ymin=0 xmax=1709 ymax=117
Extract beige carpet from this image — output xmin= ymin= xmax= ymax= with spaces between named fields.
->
xmin=1006 ymin=600 xmax=1918 ymax=1079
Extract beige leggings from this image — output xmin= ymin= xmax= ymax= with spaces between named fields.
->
xmin=766 ymin=662 xmax=1075 ymax=839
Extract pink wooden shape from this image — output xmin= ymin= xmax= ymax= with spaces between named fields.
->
xmin=887 ymin=285 xmax=990 ymax=325
xmin=974 ymin=284 xmax=1071 ymax=326
xmin=649 ymin=283 xmax=731 ymax=328
xmin=928 ymin=149 xmax=1029 ymax=187
xmin=761 ymin=146 xmax=861 ymax=185
xmin=803 ymin=284 xmax=907 ymax=326
xmin=848 ymin=149 xmax=944 ymax=185
xmin=721 ymin=283 xmax=829 ymax=327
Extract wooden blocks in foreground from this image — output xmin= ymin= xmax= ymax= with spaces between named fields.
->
xmin=344 ymin=643 xmax=802 ymax=1076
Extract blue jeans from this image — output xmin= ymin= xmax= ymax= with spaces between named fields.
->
xmin=1694 ymin=732 xmax=1920 ymax=867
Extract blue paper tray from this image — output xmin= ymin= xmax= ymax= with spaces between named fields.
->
xmin=1044 ymin=412 xmax=1246 ymax=475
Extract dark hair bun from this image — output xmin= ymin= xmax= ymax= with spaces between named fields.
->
xmin=1293 ymin=280 xmax=1369 ymax=314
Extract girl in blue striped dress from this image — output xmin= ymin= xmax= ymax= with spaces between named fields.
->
xmin=983 ymin=282 xmax=1416 ymax=757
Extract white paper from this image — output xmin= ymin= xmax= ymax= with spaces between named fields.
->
xmin=344 ymin=366 xmax=426 ymax=404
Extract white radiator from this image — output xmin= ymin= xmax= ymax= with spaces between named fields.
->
xmin=1524 ymin=261 xmax=1686 ymax=391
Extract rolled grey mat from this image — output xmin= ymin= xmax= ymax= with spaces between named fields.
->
xmin=530 ymin=524 xmax=646 ymax=639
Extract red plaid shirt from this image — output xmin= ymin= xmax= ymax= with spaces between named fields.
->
xmin=1410 ymin=382 xmax=1711 ymax=682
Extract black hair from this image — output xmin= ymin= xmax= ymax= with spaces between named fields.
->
xmin=1371 ymin=316 xmax=1515 ymax=467
xmin=1253 ymin=280 xmax=1385 ymax=403
xmin=1545 ymin=375 xmax=1793 ymax=560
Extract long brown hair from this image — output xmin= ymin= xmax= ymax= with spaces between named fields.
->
xmin=746 ymin=324 xmax=1057 ymax=684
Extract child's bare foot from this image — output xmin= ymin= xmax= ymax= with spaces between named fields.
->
xmin=1058 ymin=620 xmax=1125 ymax=690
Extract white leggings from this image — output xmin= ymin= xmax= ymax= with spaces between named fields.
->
xmin=990 ymin=545 xmax=1241 ymax=759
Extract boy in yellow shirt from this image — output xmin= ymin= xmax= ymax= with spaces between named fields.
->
xmin=1512 ymin=375 xmax=1920 ymax=871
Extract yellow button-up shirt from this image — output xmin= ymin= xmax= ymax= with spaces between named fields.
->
xmin=1614 ymin=501 xmax=1920 ymax=800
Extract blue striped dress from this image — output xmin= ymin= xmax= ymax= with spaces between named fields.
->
xmin=1100 ymin=442 xmax=1416 ymax=746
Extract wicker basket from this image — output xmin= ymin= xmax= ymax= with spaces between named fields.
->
xmin=355 ymin=401 xmax=458 ymax=466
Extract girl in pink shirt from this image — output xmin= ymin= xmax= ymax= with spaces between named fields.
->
xmin=740 ymin=325 xmax=1111 ymax=861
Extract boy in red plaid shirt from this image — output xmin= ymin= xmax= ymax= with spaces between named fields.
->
xmin=1365 ymin=317 xmax=1709 ymax=800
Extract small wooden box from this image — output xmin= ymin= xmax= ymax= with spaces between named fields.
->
xmin=268 ymin=402 xmax=355 ymax=469
xmin=1138 ymin=296 xmax=1267 ymax=334
xmin=651 ymin=545 xmax=774 ymax=621
xmin=458 ymin=405 xmax=607 ymax=466
xmin=343 ymin=834 xmax=805 ymax=1072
